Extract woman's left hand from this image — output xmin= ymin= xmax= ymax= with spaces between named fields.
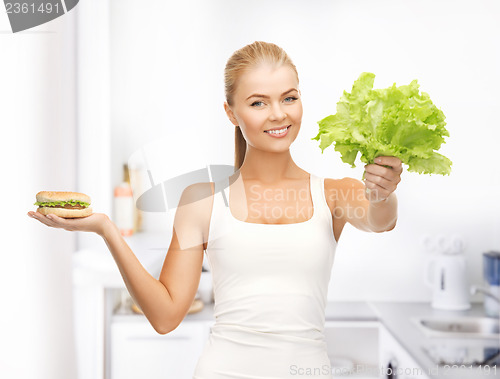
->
xmin=363 ymin=156 xmax=403 ymax=203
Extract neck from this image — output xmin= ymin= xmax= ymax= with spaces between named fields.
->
xmin=237 ymin=146 xmax=302 ymax=184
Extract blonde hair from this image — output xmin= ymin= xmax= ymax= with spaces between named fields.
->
xmin=224 ymin=41 xmax=299 ymax=171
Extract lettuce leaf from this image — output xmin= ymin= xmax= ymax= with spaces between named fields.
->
xmin=34 ymin=200 xmax=90 ymax=207
xmin=312 ymin=72 xmax=452 ymax=175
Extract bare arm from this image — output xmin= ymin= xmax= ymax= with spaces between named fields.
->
xmin=99 ymin=219 xmax=177 ymax=334
xmin=366 ymin=192 xmax=398 ymax=232
xmin=334 ymin=156 xmax=402 ymax=233
xmin=156 ymin=182 xmax=214 ymax=327
xmin=27 ymin=182 xmax=212 ymax=334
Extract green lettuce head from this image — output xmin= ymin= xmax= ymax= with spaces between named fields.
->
xmin=312 ymin=72 xmax=452 ymax=175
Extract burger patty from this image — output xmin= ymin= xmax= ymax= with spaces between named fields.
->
xmin=43 ymin=204 xmax=87 ymax=209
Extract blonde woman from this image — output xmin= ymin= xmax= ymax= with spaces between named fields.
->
xmin=28 ymin=41 xmax=402 ymax=378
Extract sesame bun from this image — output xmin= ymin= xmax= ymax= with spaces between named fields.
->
xmin=36 ymin=191 xmax=91 ymax=204
xmin=37 ymin=206 xmax=93 ymax=218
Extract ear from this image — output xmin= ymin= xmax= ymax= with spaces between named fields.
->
xmin=224 ymin=102 xmax=238 ymax=126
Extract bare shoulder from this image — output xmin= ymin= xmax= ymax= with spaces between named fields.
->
xmin=177 ymin=182 xmax=215 ymax=224
xmin=323 ymin=177 xmax=364 ymax=241
xmin=325 ymin=176 xmax=364 ymax=199
xmin=178 ymin=182 xmax=215 ymax=206
xmin=323 ymin=176 xmax=366 ymax=219
xmin=177 ymin=182 xmax=215 ymax=250
xmin=325 ymin=176 xmax=363 ymax=189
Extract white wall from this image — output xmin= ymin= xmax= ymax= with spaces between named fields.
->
xmin=108 ymin=0 xmax=500 ymax=301
xmin=0 ymin=10 xmax=77 ymax=379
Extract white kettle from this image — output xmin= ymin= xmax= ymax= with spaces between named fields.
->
xmin=424 ymin=237 xmax=471 ymax=310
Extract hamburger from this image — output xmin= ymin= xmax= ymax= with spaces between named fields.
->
xmin=34 ymin=191 xmax=92 ymax=218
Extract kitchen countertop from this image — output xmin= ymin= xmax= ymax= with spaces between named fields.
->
xmin=370 ymin=301 xmax=499 ymax=379
xmin=75 ymin=233 xmax=498 ymax=379
xmin=324 ymin=301 xmax=379 ymax=321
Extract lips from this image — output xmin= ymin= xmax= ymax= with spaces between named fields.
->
xmin=264 ymin=125 xmax=291 ymax=133
xmin=264 ymin=125 xmax=291 ymax=138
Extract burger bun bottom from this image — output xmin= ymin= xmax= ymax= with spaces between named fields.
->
xmin=37 ymin=207 xmax=93 ymax=218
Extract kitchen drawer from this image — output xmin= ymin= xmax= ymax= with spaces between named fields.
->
xmin=379 ymin=324 xmax=430 ymax=379
xmin=110 ymin=320 xmax=209 ymax=379
xmin=324 ymin=321 xmax=380 ymax=378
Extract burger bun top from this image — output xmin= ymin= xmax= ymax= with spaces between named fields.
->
xmin=36 ymin=191 xmax=91 ymax=204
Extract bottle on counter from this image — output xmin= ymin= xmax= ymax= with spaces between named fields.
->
xmin=113 ymin=164 xmax=135 ymax=237
xmin=127 ymin=165 xmax=143 ymax=233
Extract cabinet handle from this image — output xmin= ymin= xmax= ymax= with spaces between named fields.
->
xmin=387 ymin=358 xmax=398 ymax=379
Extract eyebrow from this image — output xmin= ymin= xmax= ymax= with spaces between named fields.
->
xmin=245 ymin=88 xmax=298 ymax=101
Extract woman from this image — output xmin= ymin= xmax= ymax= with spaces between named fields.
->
xmin=28 ymin=41 xmax=402 ymax=378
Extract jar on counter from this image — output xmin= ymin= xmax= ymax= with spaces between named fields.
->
xmin=114 ymin=164 xmax=135 ymax=237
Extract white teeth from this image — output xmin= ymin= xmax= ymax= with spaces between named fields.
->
xmin=266 ymin=126 xmax=288 ymax=134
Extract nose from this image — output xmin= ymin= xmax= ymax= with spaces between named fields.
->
xmin=269 ymin=102 xmax=286 ymax=122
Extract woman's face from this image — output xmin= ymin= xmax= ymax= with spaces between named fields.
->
xmin=224 ymin=63 xmax=303 ymax=152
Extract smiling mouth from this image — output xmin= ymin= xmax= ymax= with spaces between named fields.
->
xmin=264 ymin=125 xmax=291 ymax=134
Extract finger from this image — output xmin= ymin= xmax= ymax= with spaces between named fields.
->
xmin=48 ymin=214 xmax=81 ymax=231
xmin=45 ymin=213 xmax=76 ymax=229
xmin=365 ymin=187 xmax=387 ymax=203
xmin=365 ymin=181 xmax=390 ymax=200
xmin=30 ymin=212 xmax=58 ymax=227
xmin=34 ymin=211 xmax=69 ymax=228
xmin=46 ymin=213 xmax=66 ymax=223
xmin=364 ymin=172 xmax=394 ymax=191
xmin=374 ymin=156 xmax=403 ymax=170
xmin=365 ymin=164 xmax=400 ymax=181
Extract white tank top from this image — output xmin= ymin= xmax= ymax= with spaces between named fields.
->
xmin=194 ymin=173 xmax=338 ymax=379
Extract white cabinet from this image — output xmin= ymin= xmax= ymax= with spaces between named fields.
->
xmin=378 ymin=324 xmax=430 ymax=379
xmin=324 ymin=321 xmax=380 ymax=378
xmin=110 ymin=319 xmax=211 ymax=379
xmin=323 ymin=321 xmax=429 ymax=379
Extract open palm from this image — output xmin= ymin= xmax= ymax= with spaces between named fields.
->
xmin=27 ymin=211 xmax=109 ymax=236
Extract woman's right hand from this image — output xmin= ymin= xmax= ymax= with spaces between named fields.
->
xmin=27 ymin=211 xmax=111 ymax=237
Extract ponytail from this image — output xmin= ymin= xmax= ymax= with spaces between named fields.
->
xmin=234 ymin=126 xmax=246 ymax=171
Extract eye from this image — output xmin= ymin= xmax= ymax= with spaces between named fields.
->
xmin=284 ymin=96 xmax=298 ymax=103
xmin=251 ymin=101 xmax=264 ymax=107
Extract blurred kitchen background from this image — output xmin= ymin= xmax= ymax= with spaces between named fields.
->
xmin=1 ymin=0 xmax=499 ymax=379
